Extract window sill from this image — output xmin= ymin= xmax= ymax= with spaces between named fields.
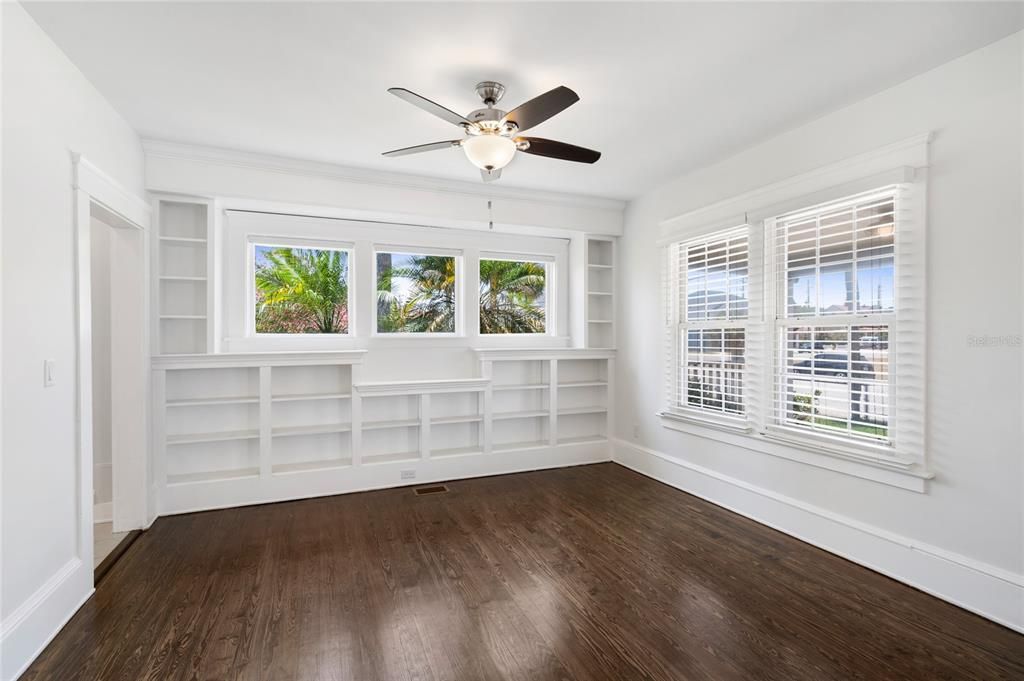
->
xmin=658 ymin=411 xmax=932 ymax=493
xmin=658 ymin=410 xmax=753 ymax=435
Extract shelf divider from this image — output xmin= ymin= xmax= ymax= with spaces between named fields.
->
xmin=259 ymin=367 xmax=272 ymax=479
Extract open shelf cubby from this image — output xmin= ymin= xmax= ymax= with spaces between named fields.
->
xmin=155 ymin=198 xmax=210 ymax=355
xmin=272 ymin=364 xmax=352 ymax=401
xmin=584 ymin=237 xmax=615 ymax=349
xmin=166 ymin=438 xmax=260 ymax=486
xmin=272 ymin=431 xmax=352 ymax=475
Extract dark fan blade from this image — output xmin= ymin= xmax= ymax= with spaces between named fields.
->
xmin=517 ymin=137 xmax=601 ymax=164
xmin=388 ymin=88 xmax=473 ymax=128
xmin=481 ymin=168 xmax=502 ymax=182
xmin=382 ymin=140 xmax=461 ymax=157
xmin=502 ymin=86 xmax=579 ymax=133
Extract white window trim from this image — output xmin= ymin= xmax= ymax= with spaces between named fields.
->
xmin=371 ymin=246 xmax=464 ymax=337
xmin=247 ymin=236 xmax=355 ymax=338
xmin=658 ymin=133 xmax=932 ymax=491
xmin=478 ymin=252 xmax=555 ymax=338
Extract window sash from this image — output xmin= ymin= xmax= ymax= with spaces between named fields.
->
xmin=250 ymin=241 xmax=353 ymax=336
xmin=768 ymin=187 xmax=901 ymax=452
xmin=668 ymin=227 xmax=752 ymax=420
xmin=373 ymin=249 xmax=461 ymax=335
xmin=678 ymin=323 xmax=747 ymax=417
xmin=478 ymin=256 xmax=549 ymax=335
xmin=771 ymin=321 xmax=892 ymax=445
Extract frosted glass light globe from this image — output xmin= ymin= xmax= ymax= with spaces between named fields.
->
xmin=462 ymin=134 xmax=516 ymax=171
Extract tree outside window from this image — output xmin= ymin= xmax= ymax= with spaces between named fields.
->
xmin=254 ymin=245 xmax=349 ymax=334
xmin=479 ymin=259 xmax=546 ymax=334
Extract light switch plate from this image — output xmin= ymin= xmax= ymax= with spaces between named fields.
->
xmin=43 ymin=359 xmax=56 ymax=387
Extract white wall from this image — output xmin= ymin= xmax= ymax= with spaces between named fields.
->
xmin=615 ymin=32 xmax=1023 ymax=628
xmin=90 ymin=219 xmax=112 ymax=512
xmin=144 ymin=140 xmax=625 ymax=236
xmin=1 ymin=4 xmax=145 ymax=679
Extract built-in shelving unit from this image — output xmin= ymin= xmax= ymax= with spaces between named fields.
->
xmin=153 ymin=198 xmax=214 ymax=355
xmin=585 ymin=237 xmax=615 ymax=349
xmin=479 ymin=348 xmax=613 ymax=453
xmin=152 ymin=350 xmax=614 ymax=514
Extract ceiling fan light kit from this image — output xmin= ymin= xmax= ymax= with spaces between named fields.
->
xmin=383 ymin=80 xmax=601 ymax=182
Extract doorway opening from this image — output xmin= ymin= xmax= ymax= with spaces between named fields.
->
xmin=74 ymin=155 xmax=152 ymax=588
xmin=88 ymin=214 xmax=143 ymax=580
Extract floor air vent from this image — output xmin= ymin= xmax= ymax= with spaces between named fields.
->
xmin=414 ymin=485 xmax=449 ymax=496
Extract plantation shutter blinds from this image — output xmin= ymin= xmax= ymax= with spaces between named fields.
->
xmin=667 ymin=227 xmax=752 ymax=420
xmin=768 ymin=187 xmax=909 ymax=452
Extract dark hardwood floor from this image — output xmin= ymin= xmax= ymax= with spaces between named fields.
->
xmin=24 ymin=463 xmax=1023 ymax=681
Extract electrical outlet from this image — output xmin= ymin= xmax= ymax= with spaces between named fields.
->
xmin=400 ymin=469 xmax=416 ymax=481
xmin=632 ymin=424 xmax=640 ymax=440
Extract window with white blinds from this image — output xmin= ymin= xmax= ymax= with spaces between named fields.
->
xmin=662 ymin=164 xmax=926 ymax=475
xmin=770 ymin=189 xmax=898 ymax=447
xmin=670 ymin=228 xmax=749 ymax=419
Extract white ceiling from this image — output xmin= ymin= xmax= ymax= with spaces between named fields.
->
xmin=25 ymin=2 xmax=1023 ymax=200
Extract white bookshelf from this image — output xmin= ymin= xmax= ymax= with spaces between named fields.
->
xmin=478 ymin=348 xmax=614 ymax=453
xmin=152 ymin=351 xmax=613 ymax=515
xmin=585 ymin=237 xmax=615 ymax=349
xmin=153 ymin=198 xmax=213 ymax=355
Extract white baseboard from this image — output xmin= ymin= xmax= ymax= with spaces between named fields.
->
xmin=0 ymin=558 xmax=93 ymax=681
xmin=162 ymin=441 xmax=612 ymax=516
xmin=93 ymin=501 xmax=112 ymax=524
xmin=612 ymin=438 xmax=1024 ymax=634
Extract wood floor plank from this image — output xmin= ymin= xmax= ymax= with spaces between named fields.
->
xmin=22 ymin=464 xmax=1024 ymax=681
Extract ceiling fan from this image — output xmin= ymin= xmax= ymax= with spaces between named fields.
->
xmin=382 ymin=81 xmax=601 ymax=182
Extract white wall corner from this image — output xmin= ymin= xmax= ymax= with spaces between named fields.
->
xmin=611 ymin=439 xmax=1024 ymax=634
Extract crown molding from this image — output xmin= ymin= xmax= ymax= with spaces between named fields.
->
xmin=142 ymin=139 xmax=627 ymax=214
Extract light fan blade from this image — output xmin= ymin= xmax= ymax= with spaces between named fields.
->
xmin=516 ymin=137 xmax=601 ymax=164
xmin=382 ymin=140 xmax=462 ymax=157
xmin=388 ymin=88 xmax=473 ymax=128
xmin=502 ymin=86 xmax=579 ymax=133
xmin=481 ymin=168 xmax=502 ymax=182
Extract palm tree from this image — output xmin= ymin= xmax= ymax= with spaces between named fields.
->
xmin=376 ymin=255 xmax=546 ymax=334
xmin=479 ymin=259 xmax=546 ymax=333
xmin=255 ymin=247 xmax=349 ymax=333
xmin=377 ymin=254 xmax=457 ymax=333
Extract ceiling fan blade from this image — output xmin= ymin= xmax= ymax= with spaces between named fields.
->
xmin=388 ymin=88 xmax=473 ymax=128
xmin=516 ymin=137 xmax=601 ymax=164
xmin=481 ymin=168 xmax=502 ymax=182
xmin=382 ymin=140 xmax=462 ymax=157
xmin=502 ymin=86 xmax=579 ymax=133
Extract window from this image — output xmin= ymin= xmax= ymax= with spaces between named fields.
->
xmin=375 ymin=250 xmax=457 ymax=333
xmin=479 ymin=257 xmax=547 ymax=334
xmin=253 ymin=243 xmax=350 ymax=334
xmin=662 ymin=177 xmax=925 ymax=477
xmin=771 ymin=190 xmax=896 ymax=446
xmin=670 ymin=228 xmax=749 ymax=419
